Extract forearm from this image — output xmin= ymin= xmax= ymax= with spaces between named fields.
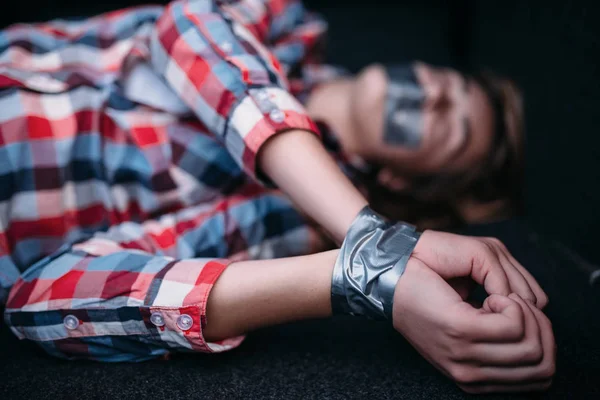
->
xmin=203 ymin=250 xmax=338 ymax=342
xmin=258 ymin=130 xmax=368 ymax=243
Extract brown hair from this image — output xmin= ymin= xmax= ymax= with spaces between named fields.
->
xmin=366 ymin=71 xmax=525 ymax=229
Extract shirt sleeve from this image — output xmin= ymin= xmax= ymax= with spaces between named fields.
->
xmin=5 ymin=242 xmax=238 ymax=362
xmin=2 ymin=188 xmax=321 ymax=362
xmin=150 ymin=0 xmax=326 ymax=182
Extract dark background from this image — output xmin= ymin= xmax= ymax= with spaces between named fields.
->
xmin=3 ymin=0 xmax=599 ymax=265
xmin=1 ymin=1 xmax=600 ymax=399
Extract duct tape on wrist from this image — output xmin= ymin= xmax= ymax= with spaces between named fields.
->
xmin=331 ymin=206 xmax=421 ymax=320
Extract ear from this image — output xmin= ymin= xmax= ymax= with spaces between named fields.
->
xmin=377 ymin=168 xmax=411 ymax=192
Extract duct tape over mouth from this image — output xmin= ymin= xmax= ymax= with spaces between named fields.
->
xmin=383 ymin=65 xmax=426 ymax=149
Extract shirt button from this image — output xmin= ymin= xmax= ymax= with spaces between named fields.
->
xmin=150 ymin=312 xmax=165 ymax=327
xmin=269 ymin=109 xmax=285 ymax=123
xmin=176 ymin=314 xmax=194 ymax=331
xmin=221 ymin=41 xmax=233 ymax=53
xmin=63 ymin=315 xmax=79 ymax=330
xmin=256 ymin=89 xmax=269 ymax=101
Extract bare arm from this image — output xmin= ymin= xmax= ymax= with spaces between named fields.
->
xmin=203 ymin=250 xmax=338 ymax=341
xmin=258 ymin=130 xmax=368 ymax=243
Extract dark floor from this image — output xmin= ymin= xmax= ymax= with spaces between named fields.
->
xmin=1 ymin=220 xmax=599 ymax=399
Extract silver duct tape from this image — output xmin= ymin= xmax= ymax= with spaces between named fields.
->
xmin=383 ymin=65 xmax=426 ymax=149
xmin=331 ymin=206 xmax=421 ymax=320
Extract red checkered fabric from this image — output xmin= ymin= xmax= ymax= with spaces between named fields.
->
xmin=1 ymin=0 xmax=341 ymax=361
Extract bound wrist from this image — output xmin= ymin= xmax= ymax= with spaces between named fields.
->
xmin=331 ymin=206 xmax=421 ymax=320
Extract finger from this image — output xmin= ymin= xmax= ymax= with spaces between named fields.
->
xmin=470 ymin=244 xmax=512 ymax=298
xmin=377 ymin=168 xmax=408 ymax=192
xmin=460 ymin=295 xmax=542 ymax=366
xmin=458 ymin=379 xmax=552 ymax=394
xmin=470 ymin=300 xmax=555 ymax=383
xmin=377 ymin=168 xmax=393 ymax=186
xmin=502 ymin=248 xmax=549 ymax=309
xmin=482 ymin=297 xmax=493 ymax=313
xmin=452 ymin=294 xmax=525 ymax=343
xmin=494 ymin=248 xmax=537 ymax=305
xmin=413 ymin=232 xmax=522 ymax=301
xmin=525 ymin=298 xmax=557 ymax=376
xmin=490 ymin=236 xmax=547 ymax=306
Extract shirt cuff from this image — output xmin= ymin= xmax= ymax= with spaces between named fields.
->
xmin=226 ymin=86 xmax=321 ymax=184
xmin=141 ymin=257 xmax=245 ymax=354
xmin=5 ymin=238 xmax=245 ymax=358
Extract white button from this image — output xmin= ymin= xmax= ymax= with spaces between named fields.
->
xmin=26 ymin=74 xmax=66 ymax=92
xmin=256 ymin=90 xmax=269 ymax=101
xmin=176 ymin=314 xmax=193 ymax=331
xmin=150 ymin=312 xmax=165 ymax=327
xmin=63 ymin=315 xmax=79 ymax=330
xmin=221 ymin=41 xmax=233 ymax=53
xmin=269 ymin=109 xmax=285 ymax=123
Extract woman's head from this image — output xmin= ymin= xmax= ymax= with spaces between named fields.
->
xmin=349 ymin=62 xmax=524 ymax=227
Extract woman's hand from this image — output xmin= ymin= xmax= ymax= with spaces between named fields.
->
xmin=394 ymin=258 xmax=556 ymax=393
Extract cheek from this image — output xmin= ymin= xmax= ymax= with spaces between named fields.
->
xmin=355 ymin=99 xmax=385 ymax=140
xmin=474 ymin=137 xmax=494 ymax=167
xmin=351 ymin=66 xmax=387 ymax=140
xmin=468 ymin=120 xmax=496 ymax=167
xmin=421 ymin=113 xmax=434 ymax=140
xmin=420 ymin=111 xmax=447 ymax=151
xmin=455 ymin=133 xmax=490 ymax=172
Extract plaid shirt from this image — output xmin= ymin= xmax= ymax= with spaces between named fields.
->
xmin=1 ymin=0 xmax=346 ymax=361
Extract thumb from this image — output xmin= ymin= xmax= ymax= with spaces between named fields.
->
xmin=412 ymin=231 xmax=511 ymax=298
xmin=460 ymin=294 xmax=525 ymax=342
xmin=483 ymin=293 xmax=519 ymax=315
xmin=472 ymin=253 xmax=512 ymax=298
